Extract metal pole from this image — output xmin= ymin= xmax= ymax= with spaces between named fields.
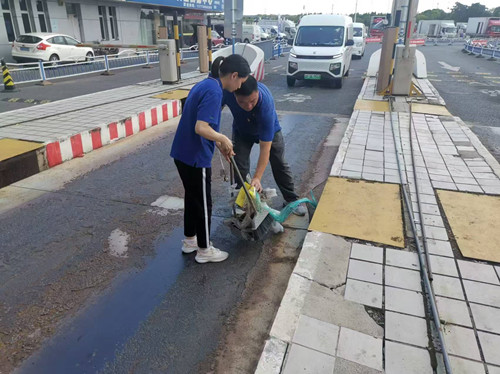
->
xmin=354 ymin=0 xmax=358 ymax=22
xmin=207 ymin=15 xmax=213 ymax=70
xmin=173 ymin=11 xmax=181 ymax=81
xmin=231 ymin=0 xmax=236 ymax=54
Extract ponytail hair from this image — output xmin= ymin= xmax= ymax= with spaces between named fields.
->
xmin=211 ymin=54 xmax=251 ymax=79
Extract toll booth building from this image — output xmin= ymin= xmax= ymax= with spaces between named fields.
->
xmin=0 ymin=0 xmax=223 ymax=61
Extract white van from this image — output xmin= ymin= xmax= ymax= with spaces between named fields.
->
xmin=352 ymin=22 xmax=367 ymax=59
xmin=287 ymin=15 xmax=354 ymax=88
xmin=242 ymin=25 xmax=262 ymax=43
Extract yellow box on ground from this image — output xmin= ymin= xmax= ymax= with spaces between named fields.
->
xmin=152 ymin=89 xmax=190 ymax=100
xmin=0 ymin=138 xmax=43 ymax=162
xmin=437 ymin=190 xmax=500 ymax=263
xmin=309 ymin=177 xmax=405 ymax=248
xmin=411 ymin=103 xmax=451 ymax=116
xmin=353 ymin=99 xmax=390 ymax=112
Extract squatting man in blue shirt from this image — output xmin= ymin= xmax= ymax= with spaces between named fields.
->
xmin=222 ymin=75 xmax=307 ymax=216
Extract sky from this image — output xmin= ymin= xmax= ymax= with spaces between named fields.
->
xmin=243 ymin=0 xmax=499 ymax=16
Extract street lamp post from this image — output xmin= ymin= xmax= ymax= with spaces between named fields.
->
xmin=354 ymin=0 xmax=358 ymax=22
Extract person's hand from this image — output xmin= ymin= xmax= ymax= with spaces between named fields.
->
xmin=251 ymin=177 xmax=263 ymax=193
xmin=217 ymin=135 xmax=234 ymax=162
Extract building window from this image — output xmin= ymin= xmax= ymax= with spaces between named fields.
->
xmin=19 ymin=0 xmax=33 ymax=33
xmin=98 ymin=5 xmax=109 ymax=40
xmin=108 ymin=6 xmax=118 ymax=39
xmin=2 ymin=0 xmax=16 ymax=41
xmin=35 ymin=0 xmax=48 ymax=32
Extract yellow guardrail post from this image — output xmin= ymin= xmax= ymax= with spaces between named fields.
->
xmin=2 ymin=59 xmax=16 ymax=91
xmin=173 ymin=11 xmax=182 ymax=80
xmin=207 ymin=16 xmax=213 ymax=70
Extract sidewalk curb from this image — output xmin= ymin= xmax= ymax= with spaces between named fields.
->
xmin=43 ymin=100 xmax=181 ymax=168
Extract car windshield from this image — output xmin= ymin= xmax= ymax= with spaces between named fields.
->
xmin=16 ymin=35 xmax=42 ymax=44
xmin=354 ymin=28 xmax=363 ymax=37
xmin=491 ymin=25 xmax=500 ymax=33
xmin=295 ymin=26 xmax=344 ymax=47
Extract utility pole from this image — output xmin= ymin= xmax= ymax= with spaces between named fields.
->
xmin=354 ymin=0 xmax=358 ymax=22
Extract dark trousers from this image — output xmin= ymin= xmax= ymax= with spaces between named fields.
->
xmin=233 ymin=130 xmax=298 ymax=202
xmin=174 ymin=159 xmax=212 ymax=249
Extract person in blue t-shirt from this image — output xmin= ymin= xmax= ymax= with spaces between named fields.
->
xmin=222 ymin=75 xmax=307 ymax=216
xmin=170 ymin=54 xmax=250 ymax=264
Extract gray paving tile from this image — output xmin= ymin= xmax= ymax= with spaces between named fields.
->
xmin=385 ymin=249 xmax=420 ymax=271
xmin=457 ymin=260 xmax=499 ymax=285
xmin=341 ymin=170 xmax=362 ymax=179
xmin=420 ymin=203 xmax=440 ymax=216
xmin=350 ymin=243 xmax=383 ymax=264
xmin=422 ymin=214 xmax=445 ymax=228
xmin=344 ymin=279 xmax=383 ymax=308
xmin=489 ymin=366 xmax=500 ymax=374
xmin=429 ymin=255 xmax=458 ymax=277
xmin=470 ymin=303 xmax=500 ymax=334
xmin=385 ymin=266 xmax=422 ymax=292
xmin=443 ymin=325 xmax=481 ymax=360
xmin=347 ymin=259 xmax=383 ymax=284
xmin=385 ymin=286 xmax=425 ymax=317
xmin=435 ymin=296 xmax=472 ymax=327
xmin=432 ymin=274 xmax=465 ymax=300
xmin=433 ymin=181 xmax=457 ymax=190
xmin=333 ymin=357 xmax=383 ymax=374
xmin=337 ymin=327 xmax=383 ymax=371
xmin=385 ymin=341 xmax=433 ymax=374
xmin=362 ymin=173 xmax=384 ymax=182
xmin=449 ymin=357 xmax=486 ymax=374
xmin=456 ymin=184 xmax=484 ymax=193
xmin=385 ymin=311 xmax=428 ymax=347
xmin=482 ymin=186 xmax=500 ymax=194
xmin=478 ymin=331 xmax=500 ymax=366
xmin=343 ymin=162 xmax=363 ymax=172
xmin=282 ymin=343 xmax=336 ymax=374
xmin=292 ymin=315 xmax=339 ymax=356
xmin=426 ymin=239 xmax=454 ymax=257
xmin=463 ymin=280 xmax=500 ymax=308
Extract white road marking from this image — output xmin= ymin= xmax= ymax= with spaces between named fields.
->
xmin=108 ymin=229 xmax=130 ymax=258
xmin=272 ymin=65 xmax=284 ymax=70
xmin=438 ymin=61 xmax=460 ymax=72
xmin=480 ymin=89 xmax=500 ymax=97
xmin=275 ymin=93 xmax=312 ymax=103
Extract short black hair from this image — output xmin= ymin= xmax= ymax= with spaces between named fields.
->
xmin=234 ymin=75 xmax=258 ymax=96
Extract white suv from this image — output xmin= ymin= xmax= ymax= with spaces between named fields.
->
xmin=12 ymin=33 xmax=94 ymax=63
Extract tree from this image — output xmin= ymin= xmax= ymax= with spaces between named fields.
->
xmin=468 ymin=2 xmax=490 ymax=17
xmin=416 ymin=8 xmax=449 ymax=21
xmin=493 ymin=6 xmax=500 ymax=16
xmin=450 ymin=2 xmax=470 ymax=22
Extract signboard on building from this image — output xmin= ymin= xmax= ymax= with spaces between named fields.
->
xmin=126 ymin=0 xmax=223 ymax=12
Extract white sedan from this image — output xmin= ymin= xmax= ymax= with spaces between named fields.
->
xmin=11 ymin=33 xmax=94 ymax=63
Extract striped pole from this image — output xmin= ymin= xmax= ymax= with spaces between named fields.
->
xmin=1 ymin=59 xmax=16 ymax=91
xmin=173 ymin=11 xmax=182 ymax=80
xmin=207 ymin=16 xmax=213 ymax=70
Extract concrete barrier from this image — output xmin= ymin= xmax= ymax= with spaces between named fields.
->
xmin=212 ymin=43 xmax=266 ymax=81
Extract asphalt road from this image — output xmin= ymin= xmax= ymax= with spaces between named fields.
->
xmin=420 ymin=45 xmax=500 ymax=162
xmin=0 ymin=48 xmax=372 ymax=373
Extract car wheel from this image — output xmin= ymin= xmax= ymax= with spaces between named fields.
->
xmin=334 ymin=76 xmax=343 ymax=89
xmin=244 ymin=38 xmax=250 ymax=43
xmin=85 ymin=52 xmax=94 ymax=61
xmin=345 ymin=68 xmax=349 ymax=77
xmin=49 ymin=54 xmax=60 ymax=66
xmin=286 ymin=76 xmax=296 ymax=87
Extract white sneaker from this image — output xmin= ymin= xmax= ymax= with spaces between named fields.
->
xmin=182 ymin=238 xmax=198 ymax=254
xmin=195 ymin=246 xmax=229 ymax=263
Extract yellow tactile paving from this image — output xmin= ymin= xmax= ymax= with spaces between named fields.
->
xmin=411 ymin=103 xmax=451 ymax=116
xmin=437 ymin=190 xmax=500 ymax=263
xmin=0 ymin=138 xmax=43 ymax=162
xmin=354 ymin=99 xmax=390 ymax=112
xmin=152 ymin=89 xmax=191 ymax=100
xmin=309 ymin=177 xmax=405 ymax=248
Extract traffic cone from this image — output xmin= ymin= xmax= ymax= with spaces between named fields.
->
xmin=2 ymin=59 xmax=17 ymax=91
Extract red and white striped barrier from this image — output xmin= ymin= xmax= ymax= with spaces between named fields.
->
xmin=45 ymin=100 xmax=181 ymax=168
xmin=366 ymin=37 xmax=383 ymax=43
xmin=410 ymin=38 xmax=426 ymax=45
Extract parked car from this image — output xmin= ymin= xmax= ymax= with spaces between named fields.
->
xmin=242 ymin=24 xmax=261 ymax=43
xmin=287 ymin=15 xmax=354 ymax=88
xmin=211 ymin=30 xmax=224 ymax=46
xmin=11 ymin=33 xmax=94 ymax=63
xmin=352 ymin=22 xmax=367 ymax=59
xmin=260 ymin=27 xmax=270 ymax=40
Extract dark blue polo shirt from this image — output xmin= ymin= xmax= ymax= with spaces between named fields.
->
xmin=170 ymin=77 xmax=223 ymax=168
xmin=222 ymin=82 xmax=281 ymax=143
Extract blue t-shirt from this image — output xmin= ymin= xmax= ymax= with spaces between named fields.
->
xmin=170 ymin=77 xmax=223 ymax=168
xmin=222 ymin=82 xmax=281 ymax=143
